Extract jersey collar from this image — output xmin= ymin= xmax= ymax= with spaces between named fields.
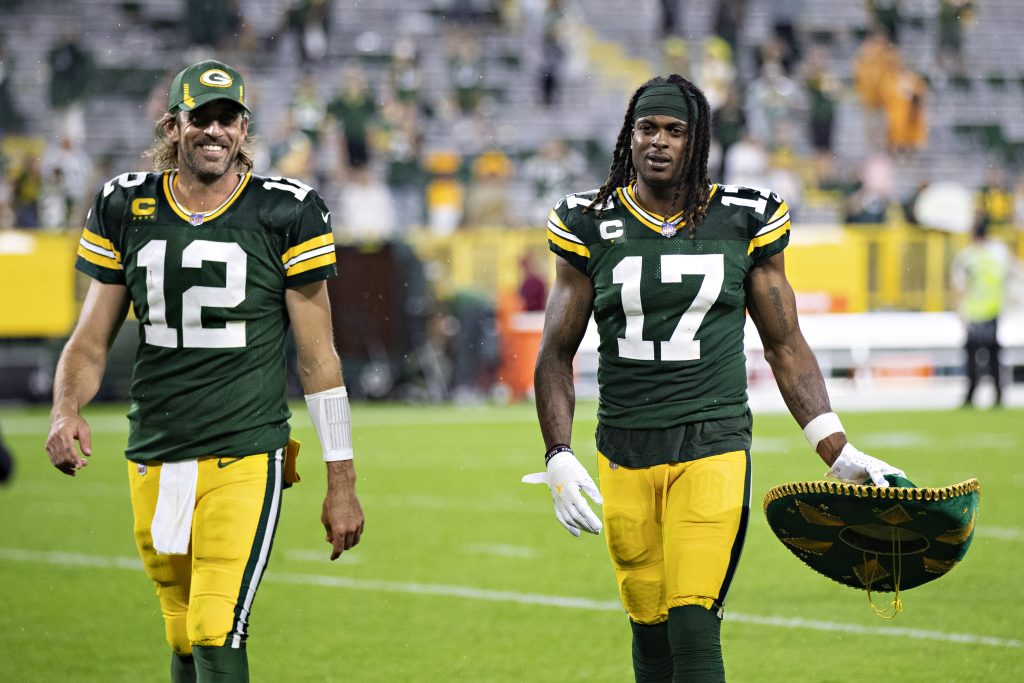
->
xmin=163 ymin=170 xmax=251 ymax=224
xmin=616 ymin=183 xmax=719 ymax=234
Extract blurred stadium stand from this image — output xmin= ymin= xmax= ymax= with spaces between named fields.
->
xmin=1 ymin=0 xmax=1022 ymax=406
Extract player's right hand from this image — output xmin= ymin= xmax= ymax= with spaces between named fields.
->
xmin=45 ymin=413 xmax=92 ymax=476
xmin=522 ymin=449 xmax=603 ymax=537
xmin=825 ymin=443 xmax=904 ymax=488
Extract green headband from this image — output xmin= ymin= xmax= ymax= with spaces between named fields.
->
xmin=633 ymin=84 xmax=696 ymax=122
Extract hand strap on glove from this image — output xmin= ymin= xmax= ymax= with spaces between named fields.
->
xmin=544 ymin=443 xmax=572 ymax=465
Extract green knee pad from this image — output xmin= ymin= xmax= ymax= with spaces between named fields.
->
xmin=192 ymin=644 xmax=249 ymax=683
xmin=667 ymin=605 xmax=724 ymax=683
xmin=171 ymin=653 xmax=196 ymax=683
xmin=630 ymin=619 xmax=673 ymax=683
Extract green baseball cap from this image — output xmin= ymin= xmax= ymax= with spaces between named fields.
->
xmin=168 ymin=59 xmax=251 ymax=115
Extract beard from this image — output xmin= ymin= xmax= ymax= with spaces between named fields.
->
xmin=179 ymin=143 xmax=237 ymax=183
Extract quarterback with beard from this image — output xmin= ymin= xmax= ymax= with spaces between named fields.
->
xmin=45 ymin=60 xmax=364 ymax=682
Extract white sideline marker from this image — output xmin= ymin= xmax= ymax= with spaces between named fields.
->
xmin=0 ymin=547 xmax=1019 ymax=650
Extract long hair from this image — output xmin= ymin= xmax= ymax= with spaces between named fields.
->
xmin=143 ymin=111 xmax=256 ymax=173
xmin=588 ymin=74 xmax=712 ymax=236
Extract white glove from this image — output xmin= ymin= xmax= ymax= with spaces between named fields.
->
xmin=825 ymin=443 xmax=905 ymax=488
xmin=522 ymin=450 xmax=603 ymax=537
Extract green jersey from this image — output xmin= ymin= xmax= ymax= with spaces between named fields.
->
xmin=76 ymin=171 xmax=337 ymax=463
xmin=547 ymin=183 xmax=791 ymax=466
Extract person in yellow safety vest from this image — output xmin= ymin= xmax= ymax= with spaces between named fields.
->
xmin=951 ymin=215 xmax=1020 ymax=407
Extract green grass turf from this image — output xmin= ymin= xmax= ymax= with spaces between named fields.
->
xmin=1 ymin=402 xmax=1021 ymax=682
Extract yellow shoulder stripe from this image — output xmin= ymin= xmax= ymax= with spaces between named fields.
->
xmin=281 ymin=232 xmax=335 ymax=264
xmin=768 ymin=200 xmax=790 ymax=223
xmin=77 ymin=245 xmax=121 ymax=270
xmin=747 ymin=221 xmax=790 ymax=255
xmin=549 ymin=231 xmax=590 ymax=258
xmin=287 ymin=253 xmax=336 ymax=277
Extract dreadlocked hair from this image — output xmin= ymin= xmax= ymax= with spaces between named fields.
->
xmin=143 ymin=111 xmax=255 ymax=173
xmin=587 ymin=74 xmax=713 ymax=238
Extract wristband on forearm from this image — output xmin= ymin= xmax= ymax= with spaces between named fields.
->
xmin=803 ymin=412 xmax=844 ymax=450
xmin=305 ymin=386 xmax=353 ymax=462
xmin=544 ymin=444 xmax=573 ymax=465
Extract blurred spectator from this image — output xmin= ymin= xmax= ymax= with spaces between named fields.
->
xmin=519 ymin=251 xmax=547 ymax=312
xmin=801 ymin=45 xmax=841 ymax=187
xmin=853 ymin=27 xmax=900 ymax=150
xmin=711 ymin=86 xmax=746 ymax=181
xmin=41 ymin=135 xmax=94 ymax=226
xmin=658 ymin=0 xmax=683 ymax=38
xmin=446 ymin=29 xmax=485 ymax=114
xmin=660 ymin=36 xmax=690 ymax=76
xmin=388 ymin=36 xmax=423 ymax=107
xmin=951 ymin=214 xmax=1020 ymax=408
xmin=723 ymin=132 xmax=769 ymax=189
xmin=327 ymin=63 xmax=379 ymax=172
xmin=882 ymin=62 xmax=928 ymax=155
xmin=48 ymin=31 xmax=94 ymax=143
xmin=977 ymin=165 xmax=1014 ymax=225
xmin=284 ymin=0 xmax=330 ymax=63
xmin=696 ymin=36 xmax=737 ymax=112
xmin=380 ymin=100 xmax=427 ymax=234
xmin=184 ymin=0 xmax=248 ymax=51
xmin=937 ymin=0 xmax=973 ymax=76
xmin=520 ymin=137 xmax=588 ymax=225
xmin=425 ymin=150 xmax=465 ymax=235
xmin=0 ymin=158 xmax=13 ymax=228
xmin=745 ymin=58 xmax=801 ymax=151
xmin=0 ymin=36 xmax=26 ymax=134
xmin=768 ymin=0 xmax=803 ymax=73
xmin=767 ymin=148 xmax=803 ymax=217
xmin=267 ymin=113 xmax=315 ymax=181
xmin=539 ymin=0 xmax=567 ymax=106
xmin=713 ymin=0 xmax=748 ymax=62
xmin=843 ymin=153 xmax=896 ymax=223
xmin=289 ymin=75 xmax=328 ymax=144
xmin=38 ymin=166 xmax=68 ymax=230
xmin=867 ymin=0 xmax=901 ymax=44
xmin=464 ymin=148 xmax=514 ymax=227
xmin=11 ymin=155 xmax=43 ymax=228
xmin=336 ymin=162 xmax=396 ymax=243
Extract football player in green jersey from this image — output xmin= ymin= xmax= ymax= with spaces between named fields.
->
xmin=525 ymin=75 xmax=904 ymax=681
xmin=44 ymin=60 xmax=364 ymax=683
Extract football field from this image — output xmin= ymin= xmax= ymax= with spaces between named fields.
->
xmin=1 ymin=402 xmax=1021 ymax=682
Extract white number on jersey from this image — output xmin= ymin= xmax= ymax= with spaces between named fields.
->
xmin=263 ymin=176 xmax=313 ymax=202
xmin=611 ymin=254 xmax=725 ymax=361
xmin=138 ymin=239 xmax=248 ymax=349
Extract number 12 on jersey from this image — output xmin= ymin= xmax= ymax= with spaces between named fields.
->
xmin=612 ymin=253 xmax=724 ymax=362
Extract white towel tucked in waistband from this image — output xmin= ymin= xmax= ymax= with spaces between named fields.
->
xmin=151 ymin=459 xmax=199 ymax=555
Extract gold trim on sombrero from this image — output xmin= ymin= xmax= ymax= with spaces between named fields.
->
xmin=795 ymin=500 xmax=845 ymax=527
xmin=935 ymin=510 xmax=977 ymax=545
xmin=763 ymin=479 xmax=980 ymax=513
xmin=853 ymin=558 xmax=890 ymax=587
xmin=781 ymin=538 xmax=833 ymax=555
xmin=876 ymin=505 xmax=913 ymax=526
xmin=923 ymin=557 xmax=959 ymax=575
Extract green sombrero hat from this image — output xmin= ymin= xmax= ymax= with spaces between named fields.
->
xmin=764 ymin=475 xmax=979 ymax=610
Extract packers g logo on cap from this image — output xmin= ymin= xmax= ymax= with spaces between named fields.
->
xmin=168 ymin=59 xmax=250 ymax=115
xmin=199 ymin=69 xmax=232 ymax=88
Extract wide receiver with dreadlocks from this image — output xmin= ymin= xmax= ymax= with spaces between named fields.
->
xmin=524 ymin=75 xmax=905 ymax=681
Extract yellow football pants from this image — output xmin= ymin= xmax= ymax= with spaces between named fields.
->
xmin=127 ymin=448 xmax=285 ymax=654
xmin=598 ymin=450 xmax=751 ymax=625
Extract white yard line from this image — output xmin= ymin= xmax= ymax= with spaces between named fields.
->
xmin=0 ymin=547 xmax=1018 ymax=649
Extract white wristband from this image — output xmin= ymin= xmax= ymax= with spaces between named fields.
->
xmin=305 ymin=386 xmax=353 ymax=462
xmin=803 ymin=412 xmax=844 ymax=449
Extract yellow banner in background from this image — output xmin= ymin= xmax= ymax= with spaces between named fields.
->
xmin=0 ymin=230 xmax=79 ymax=337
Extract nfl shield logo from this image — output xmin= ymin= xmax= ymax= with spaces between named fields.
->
xmin=189 ymin=212 xmax=205 ymax=226
xmin=661 ymin=221 xmax=677 ymax=238
xmin=137 ymin=463 xmax=148 ymax=476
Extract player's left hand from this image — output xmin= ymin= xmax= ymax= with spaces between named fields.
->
xmin=825 ymin=443 xmax=904 ymax=488
xmin=322 ymin=460 xmax=364 ymax=560
xmin=523 ymin=449 xmax=603 ymax=537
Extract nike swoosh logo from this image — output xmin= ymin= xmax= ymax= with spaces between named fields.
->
xmin=321 ymin=211 xmax=331 ymax=223
xmin=217 ymin=456 xmax=245 ymax=469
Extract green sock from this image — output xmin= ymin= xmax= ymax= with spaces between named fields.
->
xmin=192 ymin=645 xmax=249 ymax=683
xmin=667 ymin=605 xmax=724 ymax=683
xmin=630 ymin=619 xmax=673 ymax=683
xmin=171 ymin=653 xmax=196 ymax=683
